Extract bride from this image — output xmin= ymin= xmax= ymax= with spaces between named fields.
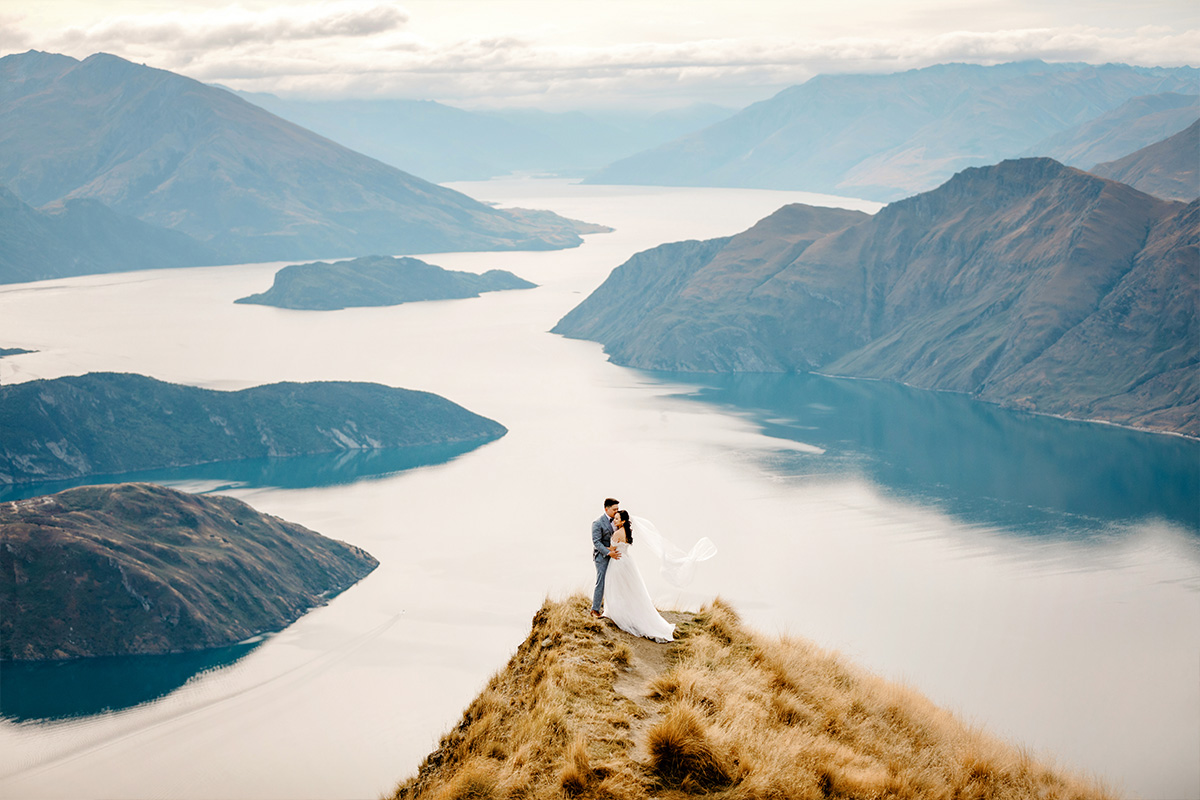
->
xmin=602 ymin=510 xmax=716 ymax=643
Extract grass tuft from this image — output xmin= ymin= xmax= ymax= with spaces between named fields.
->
xmin=646 ymin=704 xmax=734 ymax=791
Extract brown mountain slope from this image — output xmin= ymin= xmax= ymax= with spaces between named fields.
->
xmin=555 ymin=158 xmax=1198 ymax=436
xmin=387 ymin=596 xmax=1112 ymax=800
xmin=0 ymin=51 xmax=601 ymax=264
xmin=0 ymin=483 xmax=377 ymax=660
xmin=1090 ymin=119 xmax=1200 ymax=201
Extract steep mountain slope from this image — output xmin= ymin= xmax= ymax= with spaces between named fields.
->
xmin=0 ymin=50 xmax=599 ymax=263
xmin=0 ymin=186 xmax=219 ymax=284
xmin=0 ymin=373 xmax=507 ymax=483
xmin=585 ymin=61 xmax=1198 ymax=200
xmin=0 ymin=482 xmax=377 ymax=660
xmin=557 ymin=159 xmax=1198 ymax=436
xmin=1025 ymin=92 xmax=1198 ymax=168
xmin=1090 ymin=120 xmax=1200 ymax=202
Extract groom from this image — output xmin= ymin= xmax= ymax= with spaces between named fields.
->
xmin=590 ymin=497 xmax=622 ymax=618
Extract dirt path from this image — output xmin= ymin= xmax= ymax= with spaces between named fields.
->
xmin=600 ymin=610 xmax=692 ymax=766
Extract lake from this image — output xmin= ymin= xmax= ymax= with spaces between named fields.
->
xmin=0 ymin=180 xmax=1196 ymax=800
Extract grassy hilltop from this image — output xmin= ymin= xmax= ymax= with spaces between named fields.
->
xmin=388 ymin=596 xmax=1113 ymax=800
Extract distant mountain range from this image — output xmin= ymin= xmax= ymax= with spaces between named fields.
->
xmin=0 ymin=50 xmax=603 ymax=279
xmin=0 ymin=482 xmax=377 ymax=660
xmin=1091 ymin=120 xmax=1199 ymax=202
xmin=0 ymin=373 xmax=507 ymax=484
xmin=556 ymin=158 xmax=1199 ymax=437
xmin=235 ymin=91 xmax=734 ymax=182
xmin=236 ymin=254 xmax=536 ymax=310
xmin=585 ymin=61 xmax=1199 ymax=201
xmin=1024 ymin=91 xmax=1199 ymax=170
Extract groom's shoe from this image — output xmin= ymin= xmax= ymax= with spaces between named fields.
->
xmin=590 ymin=610 xmax=602 ymax=618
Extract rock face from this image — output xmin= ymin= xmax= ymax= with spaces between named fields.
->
xmin=0 ymin=50 xmax=601 ymax=265
xmin=235 ymin=255 xmax=536 ymax=310
xmin=0 ymin=185 xmax=220 ymax=284
xmin=1091 ymin=120 xmax=1200 ymax=202
xmin=0 ymin=373 xmax=507 ymax=484
xmin=585 ymin=61 xmax=1198 ymax=200
xmin=0 ymin=482 xmax=378 ymax=660
xmin=556 ymin=158 xmax=1199 ymax=437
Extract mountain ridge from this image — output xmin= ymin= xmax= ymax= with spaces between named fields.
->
xmin=557 ymin=158 xmax=1199 ymax=436
xmin=584 ymin=61 xmax=1199 ymax=200
xmin=0 ymin=50 xmax=602 ymax=265
xmin=1090 ymin=119 xmax=1200 ymax=202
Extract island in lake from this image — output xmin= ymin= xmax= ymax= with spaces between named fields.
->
xmin=0 ymin=483 xmax=378 ymax=661
xmin=0 ymin=372 xmax=507 ymax=484
xmin=235 ymin=254 xmax=536 ymax=310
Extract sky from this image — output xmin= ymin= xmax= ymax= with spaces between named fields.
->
xmin=2 ymin=0 xmax=1198 ymax=110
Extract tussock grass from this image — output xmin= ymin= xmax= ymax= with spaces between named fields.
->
xmin=386 ymin=595 xmax=1116 ymax=800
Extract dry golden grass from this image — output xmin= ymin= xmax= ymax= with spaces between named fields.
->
xmin=386 ymin=595 xmax=1117 ymax=800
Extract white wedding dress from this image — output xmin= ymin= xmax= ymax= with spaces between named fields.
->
xmin=603 ymin=517 xmax=717 ymax=643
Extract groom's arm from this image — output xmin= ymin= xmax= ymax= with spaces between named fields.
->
xmin=592 ymin=519 xmax=606 ymax=557
xmin=591 ymin=519 xmax=609 ymax=558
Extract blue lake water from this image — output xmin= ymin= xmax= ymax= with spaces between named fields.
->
xmin=0 ymin=180 xmax=1195 ymax=800
xmin=663 ymin=371 xmax=1200 ymax=535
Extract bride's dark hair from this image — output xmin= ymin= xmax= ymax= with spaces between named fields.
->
xmin=616 ymin=509 xmax=633 ymax=545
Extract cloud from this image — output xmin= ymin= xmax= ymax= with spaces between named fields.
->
xmin=207 ymin=25 xmax=1197 ymax=107
xmin=54 ymin=1 xmax=409 ymax=53
xmin=4 ymin=3 xmax=1196 ymax=109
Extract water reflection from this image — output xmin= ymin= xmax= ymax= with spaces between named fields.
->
xmin=0 ymin=640 xmax=262 ymax=722
xmin=0 ymin=439 xmax=494 ymax=504
xmin=658 ymin=371 xmax=1200 ymax=534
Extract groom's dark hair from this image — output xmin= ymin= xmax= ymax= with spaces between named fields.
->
xmin=604 ymin=498 xmax=619 ymax=508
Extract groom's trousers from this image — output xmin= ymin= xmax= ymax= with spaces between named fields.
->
xmin=592 ymin=551 xmax=610 ymax=612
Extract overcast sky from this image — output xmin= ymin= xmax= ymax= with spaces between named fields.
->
xmin=3 ymin=1 xmax=1197 ymax=109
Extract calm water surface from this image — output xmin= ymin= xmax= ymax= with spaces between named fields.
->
xmin=0 ymin=180 xmax=1195 ymax=800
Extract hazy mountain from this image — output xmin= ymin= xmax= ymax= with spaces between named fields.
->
xmin=1024 ymin=92 xmax=1199 ymax=168
xmin=585 ymin=61 xmax=1199 ymax=201
xmin=0 ymin=373 xmax=507 ymax=484
xmin=0 ymin=185 xmax=220 ymax=284
xmin=236 ymin=254 xmax=536 ymax=310
xmin=0 ymin=50 xmax=601 ymax=264
xmin=234 ymin=91 xmax=734 ymax=181
xmin=0 ymin=482 xmax=377 ymax=660
xmin=556 ymin=158 xmax=1199 ymax=436
xmin=1090 ymin=120 xmax=1200 ymax=202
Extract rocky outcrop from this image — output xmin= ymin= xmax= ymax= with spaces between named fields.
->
xmin=557 ymin=159 xmax=1199 ymax=436
xmin=0 ymin=373 xmax=507 ymax=484
xmin=0 ymin=483 xmax=377 ymax=660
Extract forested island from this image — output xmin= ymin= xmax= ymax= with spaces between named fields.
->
xmin=0 ymin=483 xmax=377 ymax=660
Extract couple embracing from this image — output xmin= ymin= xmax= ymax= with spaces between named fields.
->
xmin=590 ymin=497 xmax=716 ymax=643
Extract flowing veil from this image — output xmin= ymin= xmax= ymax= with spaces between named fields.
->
xmin=630 ymin=516 xmax=717 ymax=588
